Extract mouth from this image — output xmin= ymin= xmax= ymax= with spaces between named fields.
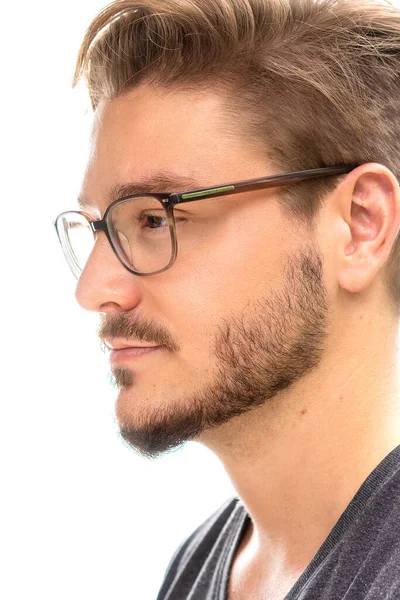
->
xmin=109 ymin=346 xmax=162 ymax=364
xmin=103 ymin=337 xmax=161 ymax=350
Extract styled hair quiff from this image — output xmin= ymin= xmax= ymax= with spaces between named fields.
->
xmin=74 ymin=0 xmax=400 ymax=312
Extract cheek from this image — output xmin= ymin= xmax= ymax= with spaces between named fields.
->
xmin=157 ymin=206 xmax=290 ymax=349
xmin=195 ymin=204 xmax=290 ymax=302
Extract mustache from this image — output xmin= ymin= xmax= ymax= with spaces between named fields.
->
xmin=97 ymin=313 xmax=180 ymax=352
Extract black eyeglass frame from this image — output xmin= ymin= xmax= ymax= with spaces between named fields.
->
xmin=54 ymin=165 xmax=357 ymax=278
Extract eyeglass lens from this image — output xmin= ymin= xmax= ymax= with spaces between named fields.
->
xmin=57 ymin=196 xmax=174 ymax=277
xmin=57 ymin=193 xmax=234 ymax=278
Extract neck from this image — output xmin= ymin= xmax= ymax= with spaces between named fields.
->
xmin=200 ymin=318 xmax=400 ymax=576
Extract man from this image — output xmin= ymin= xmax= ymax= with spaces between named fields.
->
xmin=54 ymin=0 xmax=400 ymax=598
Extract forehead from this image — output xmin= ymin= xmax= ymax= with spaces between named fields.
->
xmin=80 ymin=85 xmax=269 ymax=211
xmin=93 ymin=86 xmax=227 ymax=162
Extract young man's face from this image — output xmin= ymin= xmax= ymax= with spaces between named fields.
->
xmin=76 ymin=85 xmax=331 ymax=458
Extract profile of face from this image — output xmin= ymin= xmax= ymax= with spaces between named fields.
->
xmin=76 ymin=86 xmax=331 ymax=459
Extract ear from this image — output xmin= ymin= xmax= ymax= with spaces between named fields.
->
xmin=331 ymin=163 xmax=400 ymax=295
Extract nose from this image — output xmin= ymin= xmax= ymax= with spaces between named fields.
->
xmin=75 ymin=231 xmax=142 ymax=313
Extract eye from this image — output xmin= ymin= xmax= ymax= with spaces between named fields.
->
xmin=145 ymin=214 xmax=168 ymax=229
xmin=138 ymin=212 xmax=189 ymax=229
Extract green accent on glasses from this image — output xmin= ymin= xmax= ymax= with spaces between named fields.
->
xmin=181 ymin=185 xmax=235 ymax=200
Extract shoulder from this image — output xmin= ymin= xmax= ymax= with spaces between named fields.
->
xmin=299 ymin=447 xmax=400 ymax=599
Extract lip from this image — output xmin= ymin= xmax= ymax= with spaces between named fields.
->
xmin=104 ymin=338 xmax=160 ymax=351
xmin=110 ymin=346 xmax=162 ymax=364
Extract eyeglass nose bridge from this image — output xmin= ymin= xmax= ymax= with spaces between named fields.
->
xmin=89 ymin=218 xmax=114 ymax=256
xmin=88 ymin=217 xmax=124 ymax=269
xmin=90 ymin=219 xmax=107 ymax=233
xmin=89 ymin=218 xmax=114 ymax=257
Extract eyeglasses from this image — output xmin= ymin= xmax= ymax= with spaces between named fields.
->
xmin=53 ymin=165 xmax=356 ymax=279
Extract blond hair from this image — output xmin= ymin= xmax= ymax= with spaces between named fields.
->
xmin=74 ymin=0 xmax=400 ymax=311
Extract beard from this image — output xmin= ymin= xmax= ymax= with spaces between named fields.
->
xmin=103 ymin=241 xmax=330 ymax=459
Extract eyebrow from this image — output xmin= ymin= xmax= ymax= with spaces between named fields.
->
xmin=77 ymin=172 xmax=203 ymax=212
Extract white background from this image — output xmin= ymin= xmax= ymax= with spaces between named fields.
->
xmin=2 ymin=1 xmax=400 ymax=599
xmin=1 ymin=2 xmax=233 ymax=599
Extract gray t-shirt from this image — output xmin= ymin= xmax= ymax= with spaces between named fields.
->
xmin=156 ymin=444 xmax=400 ymax=599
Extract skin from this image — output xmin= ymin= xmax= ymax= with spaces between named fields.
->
xmin=76 ymin=84 xmax=400 ymax=598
